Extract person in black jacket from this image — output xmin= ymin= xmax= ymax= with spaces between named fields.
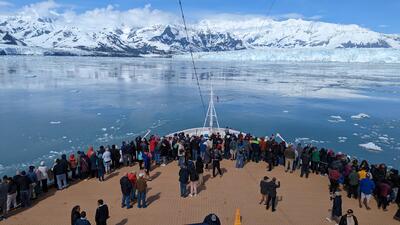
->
xmin=195 ymin=156 xmax=204 ymax=185
xmin=6 ymin=177 xmax=17 ymax=212
xmin=266 ymin=177 xmax=280 ymax=212
xmin=338 ymin=209 xmax=358 ymax=225
xmin=53 ymin=159 xmax=68 ymax=190
xmin=0 ymin=177 xmax=8 ymax=220
xmin=16 ymin=171 xmax=31 ymax=208
xmin=120 ymin=174 xmax=132 ymax=209
xmin=71 ymin=205 xmax=81 ymax=225
xmin=179 ymin=164 xmax=189 ymax=198
xmin=259 ymin=176 xmax=269 ymax=205
xmin=188 ymin=161 xmax=199 ymax=197
xmin=95 ymin=199 xmax=109 ymax=225
xmin=212 ymin=149 xmax=223 ymax=177
xmin=300 ymin=150 xmax=311 ymax=178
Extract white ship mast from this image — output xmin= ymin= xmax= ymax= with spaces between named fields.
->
xmin=203 ymin=85 xmax=220 ymax=130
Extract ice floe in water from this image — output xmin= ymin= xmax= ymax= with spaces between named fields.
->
xmin=49 ymin=150 xmax=61 ymax=154
xmin=338 ymin=137 xmax=347 ymax=143
xmin=295 ymin=137 xmax=310 ymax=143
xmin=50 ymin=121 xmax=61 ymax=125
xmin=283 ymin=110 xmax=289 ymax=113
xmin=101 ymin=128 xmax=107 ymax=132
xmin=359 ymin=142 xmax=383 ymax=152
xmin=328 ymin=116 xmax=346 ymax=123
xmin=97 ymin=113 xmax=102 ymax=116
xmin=351 ymin=113 xmax=370 ymax=120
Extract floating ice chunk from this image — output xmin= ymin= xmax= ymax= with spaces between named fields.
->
xmin=101 ymin=128 xmax=107 ymax=132
xmin=283 ymin=110 xmax=289 ymax=113
xmin=354 ymin=123 xmax=359 ymax=126
xmin=379 ymin=137 xmax=389 ymax=141
xmin=338 ymin=137 xmax=347 ymax=143
xmin=351 ymin=113 xmax=370 ymax=120
xmin=126 ymin=133 xmax=135 ymax=136
xmin=62 ymin=136 xmax=67 ymax=139
xmin=97 ymin=113 xmax=102 ymax=116
xmin=50 ymin=121 xmax=61 ymax=125
xmin=49 ymin=150 xmax=60 ymax=154
xmin=24 ymin=75 xmax=37 ymax=78
xmin=353 ymin=133 xmax=359 ymax=136
xmin=359 ymin=142 xmax=383 ymax=152
xmin=328 ymin=116 xmax=346 ymax=123
xmin=361 ymin=134 xmax=371 ymax=139
xmin=295 ymin=137 xmax=309 ymax=143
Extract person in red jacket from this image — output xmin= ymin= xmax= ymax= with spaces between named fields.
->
xmin=127 ymin=172 xmax=137 ymax=203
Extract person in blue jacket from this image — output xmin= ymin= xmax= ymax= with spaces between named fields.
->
xmin=359 ymin=173 xmax=375 ymax=210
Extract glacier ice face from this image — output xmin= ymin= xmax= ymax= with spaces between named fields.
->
xmin=174 ymin=48 xmax=400 ymax=63
xmin=0 ymin=13 xmax=399 ymax=56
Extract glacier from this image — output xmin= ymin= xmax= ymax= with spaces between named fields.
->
xmin=1 ymin=12 xmax=400 ymax=57
xmin=174 ymin=48 xmax=400 ymax=63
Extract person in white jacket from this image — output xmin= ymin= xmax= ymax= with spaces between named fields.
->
xmin=102 ymin=149 xmax=112 ymax=174
xmin=37 ymin=161 xmax=49 ymax=193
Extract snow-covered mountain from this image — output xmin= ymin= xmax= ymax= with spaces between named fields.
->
xmin=0 ymin=15 xmax=399 ymax=56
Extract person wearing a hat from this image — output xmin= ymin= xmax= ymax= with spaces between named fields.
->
xmin=338 ymin=209 xmax=358 ymax=225
xmin=136 ymin=173 xmax=147 ymax=208
xmin=37 ymin=161 xmax=49 ymax=193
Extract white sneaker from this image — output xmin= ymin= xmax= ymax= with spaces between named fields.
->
xmin=194 ymin=194 xmax=197 ymax=197
xmin=189 ymin=194 xmax=193 ymax=197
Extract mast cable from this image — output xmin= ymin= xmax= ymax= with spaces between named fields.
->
xmin=178 ymin=0 xmax=207 ymax=116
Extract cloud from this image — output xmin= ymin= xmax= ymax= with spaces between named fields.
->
xmin=0 ymin=1 xmax=12 ymax=7
xmin=20 ymin=0 xmax=62 ymax=17
xmin=15 ymin=1 xmax=178 ymax=30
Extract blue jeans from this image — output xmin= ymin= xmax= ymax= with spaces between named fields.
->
xmin=236 ymin=156 xmax=244 ymax=168
xmin=56 ymin=174 xmax=67 ymax=190
xmin=130 ymin=188 xmax=136 ymax=201
xmin=20 ymin=190 xmax=31 ymax=207
xmin=122 ymin=194 xmax=131 ymax=208
xmin=137 ymin=192 xmax=146 ymax=208
xmin=180 ymin=182 xmax=187 ymax=197
xmin=178 ymin=156 xmax=185 ymax=167
xmin=155 ymin=153 xmax=161 ymax=164
xmin=192 ymin=149 xmax=198 ymax=161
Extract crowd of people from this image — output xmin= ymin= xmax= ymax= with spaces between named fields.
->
xmin=0 ymin=130 xmax=399 ymax=224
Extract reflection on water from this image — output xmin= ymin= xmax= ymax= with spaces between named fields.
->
xmin=0 ymin=56 xmax=399 ymax=175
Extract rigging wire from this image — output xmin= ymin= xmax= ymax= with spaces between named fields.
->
xmin=256 ymin=0 xmax=277 ymax=37
xmin=178 ymin=0 xmax=207 ymax=116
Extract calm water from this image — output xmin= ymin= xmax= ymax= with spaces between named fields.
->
xmin=0 ymin=56 xmax=399 ymax=175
